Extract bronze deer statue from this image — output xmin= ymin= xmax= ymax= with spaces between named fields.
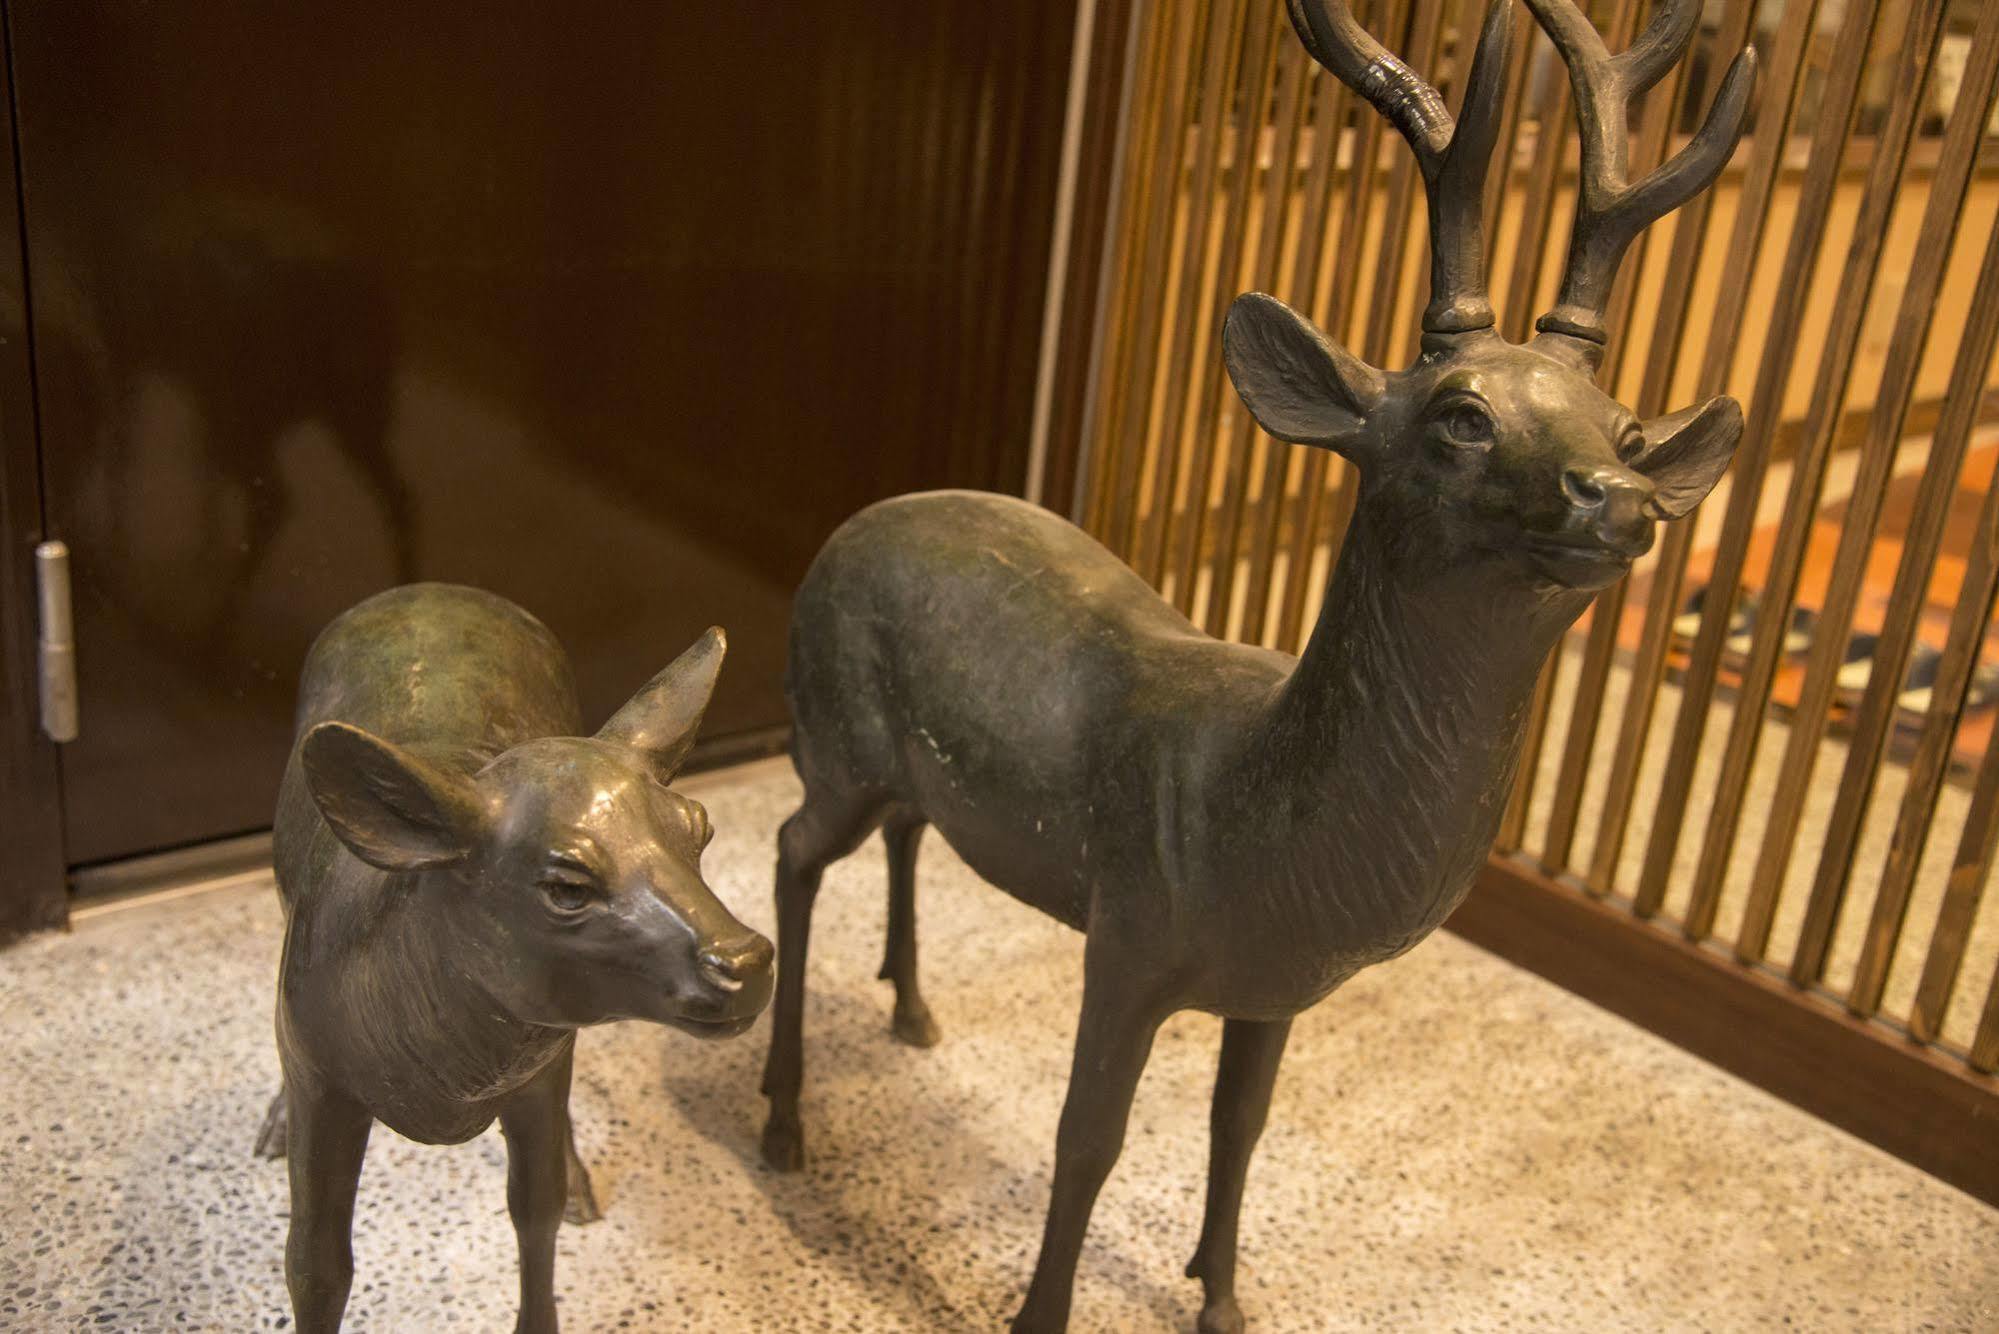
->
xmin=264 ymin=584 xmax=773 ymax=1332
xmin=761 ymin=1 xmax=1754 ymax=1329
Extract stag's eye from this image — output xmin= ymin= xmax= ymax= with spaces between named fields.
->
xmin=1616 ymin=425 xmax=1645 ymax=462
xmin=541 ymin=875 xmax=596 ymax=916
xmin=1435 ymin=401 xmax=1495 ymax=449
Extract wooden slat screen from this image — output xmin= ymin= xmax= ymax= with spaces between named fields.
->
xmin=1072 ymin=0 xmax=1999 ymax=1074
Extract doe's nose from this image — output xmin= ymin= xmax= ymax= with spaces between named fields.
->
xmin=698 ymin=932 xmax=774 ymax=993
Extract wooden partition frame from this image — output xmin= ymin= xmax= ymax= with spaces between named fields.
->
xmin=0 ymin=8 xmax=65 ymax=944
xmin=1450 ymin=857 xmax=1999 ymax=1207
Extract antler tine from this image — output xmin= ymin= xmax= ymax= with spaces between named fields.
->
xmin=1522 ymin=0 xmax=1757 ymax=364
xmin=1620 ymin=0 xmax=1701 ymax=94
xmin=1287 ymin=0 xmax=1516 ymax=335
xmin=1286 ymin=0 xmax=1453 ymax=160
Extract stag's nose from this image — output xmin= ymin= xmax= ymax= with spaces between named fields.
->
xmin=698 ymin=932 xmax=774 ymax=994
xmin=1562 ymin=464 xmax=1652 ymax=536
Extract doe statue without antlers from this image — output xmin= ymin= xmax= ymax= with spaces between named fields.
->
xmin=761 ymin=1 xmax=1754 ymax=1330
xmin=261 ymin=585 xmax=773 ymax=1333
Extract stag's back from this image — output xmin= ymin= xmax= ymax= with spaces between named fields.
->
xmin=785 ymin=491 xmax=1287 ymax=922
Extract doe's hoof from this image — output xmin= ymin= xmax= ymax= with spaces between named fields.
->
xmin=891 ymin=999 xmax=943 ymax=1049
xmin=761 ymin=1116 xmax=806 ymax=1173
xmin=1197 ymin=1296 xmax=1246 ymax=1334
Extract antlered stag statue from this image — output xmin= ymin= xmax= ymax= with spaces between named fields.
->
xmin=762 ymin=1 xmax=1754 ymax=1329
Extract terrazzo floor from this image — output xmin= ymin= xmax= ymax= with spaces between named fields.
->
xmin=2 ymin=756 xmax=1995 ymax=1332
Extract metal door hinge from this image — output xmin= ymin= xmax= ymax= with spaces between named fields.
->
xmin=34 ymin=541 xmax=77 ymax=743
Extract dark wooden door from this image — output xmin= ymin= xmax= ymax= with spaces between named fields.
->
xmin=6 ymin=1 xmax=1075 ymax=870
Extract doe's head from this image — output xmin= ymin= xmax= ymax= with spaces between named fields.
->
xmin=1226 ymin=0 xmax=1755 ymax=593
xmin=300 ymin=628 xmax=773 ymax=1037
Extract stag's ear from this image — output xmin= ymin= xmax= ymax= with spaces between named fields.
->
xmin=596 ymin=627 xmax=725 ymax=781
xmin=1631 ymin=396 xmax=1742 ymax=520
xmin=1223 ymin=292 xmax=1384 ymax=458
xmin=302 ymin=722 xmax=485 ymax=871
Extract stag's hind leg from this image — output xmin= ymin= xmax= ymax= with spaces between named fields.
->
xmin=760 ymin=784 xmax=883 ymax=1172
xmin=254 ymin=1086 xmax=290 ymax=1159
xmin=879 ymin=815 xmax=941 ymax=1047
xmin=1187 ymin=1017 xmax=1292 ymax=1334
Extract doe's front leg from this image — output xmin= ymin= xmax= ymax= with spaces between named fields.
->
xmin=499 ymin=1046 xmax=580 ymax=1334
xmin=283 ymin=1076 xmax=373 ymax=1334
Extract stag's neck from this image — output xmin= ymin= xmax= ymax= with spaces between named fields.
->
xmin=1226 ymin=502 xmax=1580 ymax=955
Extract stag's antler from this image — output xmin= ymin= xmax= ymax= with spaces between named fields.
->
xmin=1522 ymin=0 xmax=1756 ymax=365
xmin=1287 ymin=0 xmax=1516 ymax=335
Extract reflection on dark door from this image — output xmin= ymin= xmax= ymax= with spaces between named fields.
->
xmin=9 ymin=2 xmax=1075 ymax=866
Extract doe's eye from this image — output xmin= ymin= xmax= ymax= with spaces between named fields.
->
xmin=542 ymin=879 xmax=593 ymax=915
xmin=1438 ymin=403 xmax=1495 ymax=448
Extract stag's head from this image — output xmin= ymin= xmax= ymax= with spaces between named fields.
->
xmin=1226 ymin=0 xmax=1755 ymax=593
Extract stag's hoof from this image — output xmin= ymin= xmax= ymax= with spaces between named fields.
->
xmin=252 ymin=1090 xmax=289 ymax=1160
xmin=891 ymin=998 xmax=943 ymax=1048
xmin=512 ymin=1303 xmax=558 ymax=1334
xmin=1197 ymin=1296 xmax=1246 ymax=1334
xmin=564 ymin=1158 xmax=603 ymax=1226
xmin=1008 ymin=1307 xmax=1066 ymax=1334
xmin=761 ymin=1116 xmax=806 ymax=1172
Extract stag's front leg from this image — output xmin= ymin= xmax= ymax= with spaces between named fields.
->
xmin=1012 ymin=947 xmax=1168 ymax=1334
xmin=283 ymin=1076 xmax=372 ymax=1334
xmin=1187 ymin=1017 xmax=1292 ymax=1334
xmin=499 ymin=1047 xmax=579 ymax=1334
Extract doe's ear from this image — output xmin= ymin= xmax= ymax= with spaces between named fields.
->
xmin=1223 ymin=292 xmax=1384 ymax=457
xmin=1631 ymin=396 xmax=1743 ymax=520
xmin=301 ymin=722 xmax=485 ymax=871
xmin=596 ymin=627 xmax=725 ymax=781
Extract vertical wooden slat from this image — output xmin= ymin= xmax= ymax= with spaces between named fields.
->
xmin=1098 ymin=0 xmax=1207 ymax=559
xmin=1899 ymin=570 xmax=1999 ymax=1037
xmin=1272 ymin=0 xmax=1412 ymax=650
xmin=1632 ymin=0 xmax=1883 ymax=923
xmin=1973 ymin=946 xmax=1999 ymax=1075
xmin=1169 ymin=0 xmax=1284 ymax=615
xmin=1131 ymin=0 xmax=1250 ymax=587
xmin=1588 ymin=0 xmax=1824 ymax=895
xmin=1828 ymin=135 xmax=1999 ymax=1028
xmin=1230 ymin=39 xmax=1325 ymax=643
xmin=1222 ymin=0 xmax=1470 ymax=643
xmin=1687 ymin=0 xmax=1951 ymax=964
xmin=1239 ymin=64 xmax=1347 ymax=642
xmin=1248 ymin=64 xmax=1354 ymax=642
xmin=1085 ymin=0 xmax=1180 ymax=538
xmin=1766 ymin=4 xmax=1999 ymax=1002
xmin=1040 ymin=0 xmax=1140 ymax=520
xmin=1204 ymin=1 xmax=1437 ymax=639
xmin=1914 ymin=685 xmax=1999 ymax=1047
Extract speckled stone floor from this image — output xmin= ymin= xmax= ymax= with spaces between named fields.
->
xmin=2 ymin=756 xmax=1994 ymax=1332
